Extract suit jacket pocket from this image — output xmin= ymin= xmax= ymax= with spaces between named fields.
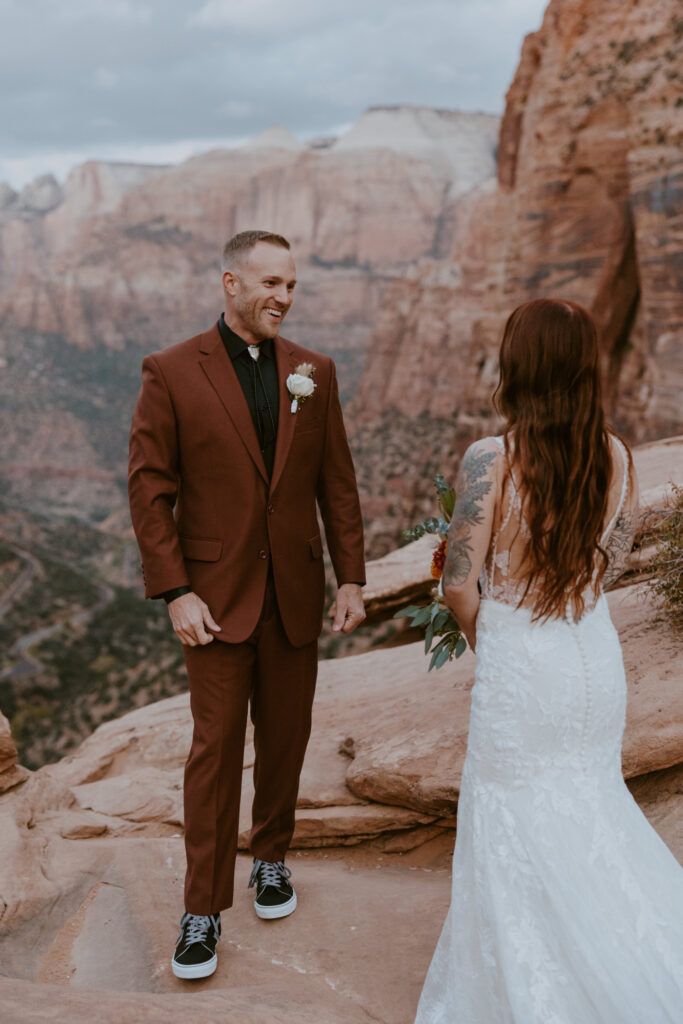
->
xmin=308 ymin=535 xmax=323 ymax=559
xmin=180 ymin=536 xmax=223 ymax=562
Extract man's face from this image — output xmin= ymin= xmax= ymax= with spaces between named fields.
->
xmin=223 ymin=242 xmax=297 ymax=343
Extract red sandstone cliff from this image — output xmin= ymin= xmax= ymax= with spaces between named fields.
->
xmin=0 ymin=2 xmax=681 ymax=543
xmin=344 ymin=0 xmax=682 ymax=550
xmin=353 ymin=0 xmax=683 ymax=445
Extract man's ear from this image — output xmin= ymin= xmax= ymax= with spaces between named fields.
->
xmin=222 ymin=270 xmax=239 ymax=297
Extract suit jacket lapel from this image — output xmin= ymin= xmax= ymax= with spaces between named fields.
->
xmin=198 ymin=325 xmax=269 ymax=485
xmin=270 ymin=337 xmax=298 ymax=495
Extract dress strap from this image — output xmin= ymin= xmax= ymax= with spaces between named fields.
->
xmin=601 ymin=437 xmax=630 ymax=544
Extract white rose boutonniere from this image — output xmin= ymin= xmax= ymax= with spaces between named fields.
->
xmin=286 ymin=362 xmax=316 ymax=414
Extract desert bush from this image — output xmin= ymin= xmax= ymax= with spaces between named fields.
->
xmin=640 ymin=483 xmax=683 ymax=624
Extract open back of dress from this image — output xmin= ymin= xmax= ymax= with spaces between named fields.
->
xmin=482 ymin=435 xmax=631 ymax=615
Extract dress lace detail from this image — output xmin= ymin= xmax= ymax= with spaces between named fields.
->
xmin=416 ymin=437 xmax=683 ymax=1024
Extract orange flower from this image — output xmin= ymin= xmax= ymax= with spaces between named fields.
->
xmin=431 ymin=538 xmax=447 ymax=579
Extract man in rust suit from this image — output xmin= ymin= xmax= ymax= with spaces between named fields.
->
xmin=128 ymin=230 xmax=366 ymax=980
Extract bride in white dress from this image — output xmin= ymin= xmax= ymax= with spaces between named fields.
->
xmin=415 ymin=298 xmax=683 ymax=1024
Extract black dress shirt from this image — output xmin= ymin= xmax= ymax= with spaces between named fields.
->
xmin=161 ymin=315 xmax=280 ymax=604
xmin=216 ymin=314 xmax=280 ymax=476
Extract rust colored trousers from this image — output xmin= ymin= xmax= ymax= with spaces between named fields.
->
xmin=182 ymin=577 xmax=318 ymax=915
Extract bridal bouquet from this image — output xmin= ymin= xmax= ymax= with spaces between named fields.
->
xmin=393 ymin=475 xmax=467 ymax=670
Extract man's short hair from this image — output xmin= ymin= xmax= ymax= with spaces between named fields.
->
xmin=221 ymin=230 xmax=290 ymax=273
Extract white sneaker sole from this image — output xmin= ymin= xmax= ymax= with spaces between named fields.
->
xmin=171 ymin=953 xmax=217 ymax=980
xmin=254 ymin=891 xmax=297 ymax=920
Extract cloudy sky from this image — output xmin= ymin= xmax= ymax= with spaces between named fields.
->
xmin=0 ymin=0 xmax=548 ymax=190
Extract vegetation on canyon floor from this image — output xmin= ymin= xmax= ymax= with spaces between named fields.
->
xmin=0 ymin=497 xmax=402 ymax=768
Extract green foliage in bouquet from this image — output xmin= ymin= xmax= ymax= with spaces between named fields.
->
xmin=393 ymin=474 xmax=467 ymax=670
xmin=394 ymin=600 xmax=467 ymax=670
xmin=403 ymin=474 xmax=456 ymax=541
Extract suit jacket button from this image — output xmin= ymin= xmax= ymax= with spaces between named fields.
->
xmin=267 ymin=504 xmax=275 ymax=514
xmin=258 ymin=549 xmax=268 ymax=559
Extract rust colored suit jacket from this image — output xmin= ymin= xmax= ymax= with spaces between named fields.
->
xmin=128 ymin=324 xmax=366 ymax=648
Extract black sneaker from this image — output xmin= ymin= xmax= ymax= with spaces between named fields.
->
xmin=248 ymin=859 xmax=297 ymax=920
xmin=171 ymin=912 xmax=221 ymax=979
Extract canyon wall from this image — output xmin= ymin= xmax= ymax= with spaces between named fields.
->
xmin=0 ymin=1 xmax=681 ymax=548
xmin=348 ymin=0 xmax=683 ymax=550
xmin=0 ymin=109 xmax=499 ymax=361
xmin=0 ymin=109 xmax=498 ymax=521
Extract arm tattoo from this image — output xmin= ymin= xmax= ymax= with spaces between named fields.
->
xmin=602 ymin=511 xmax=637 ymax=589
xmin=443 ymin=447 xmax=497 ymax=587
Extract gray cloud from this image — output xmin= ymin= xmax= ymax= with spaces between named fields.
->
xmin=0 ymin=0 xmax=547 ymax=187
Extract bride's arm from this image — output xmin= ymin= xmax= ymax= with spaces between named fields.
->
xmin=442 ymin=438 xmax=499 ymax=650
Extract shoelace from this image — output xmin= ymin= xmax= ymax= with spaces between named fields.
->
xmin=248 ymin=858 xmax=292 ymax=891
xmin=178 ymin=912 xmax=219 ymax=948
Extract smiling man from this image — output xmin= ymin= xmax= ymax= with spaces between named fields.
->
xmin=128 ymin=230 xmax=366 ymax=980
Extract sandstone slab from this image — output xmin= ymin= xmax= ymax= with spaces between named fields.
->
xmin=0 ymin=825 xmax=452 ymax=1024
xmin=363 ymin=533 xmax=438 ymax=621
xmin=0 ymin=712 xmax=29 ymax=794
xmin=632 ymin=434 xmax=683 ymax=513
xmin=33 ymin=582 xmax=683 ymax=848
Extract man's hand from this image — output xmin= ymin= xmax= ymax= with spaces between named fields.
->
xmin=168 ymin=591 xmax=221 ymax=646
xmin=332 ymin=583 xmax=366 ymax=634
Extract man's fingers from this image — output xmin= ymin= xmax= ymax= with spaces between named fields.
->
xmin=202 ymin=605 xmax=221 ymax=632
xmin=332 ymin=600 xmax=349 ymax=632
xmin=168 ymin=592 xmax=218 ymax=645
xmin=333 ymin=601 xmax=366 ymax=634
xmin=175 ymin=617 xmax=213 ymax=646
xmin=342 ymin=611 xmax=366 ymax=634
xmin=189 ymin=616 xmax=214 ymax=645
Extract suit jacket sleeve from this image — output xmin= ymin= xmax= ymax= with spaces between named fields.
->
xmin=128 ymin=354 xmax=190 ymax=598
xmin=316 ymin=361 xmax=366 ymax=586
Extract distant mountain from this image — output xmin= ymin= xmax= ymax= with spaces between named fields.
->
xmin=0 ymin=105 xmax=499 ymax=522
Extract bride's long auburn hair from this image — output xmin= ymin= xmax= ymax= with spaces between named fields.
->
xmin=493 ymin=298 xmax=616 ymax=621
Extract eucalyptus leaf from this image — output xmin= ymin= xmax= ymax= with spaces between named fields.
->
xmin=424 ymin=622 xmax=434 ymax=653
xmin=393 ymin=605 xmax=422 ymax=620
xmin=435 ymin=646 xmax=452 ymax=669
xmin=433 ymin=610 xmax=450 ymax=631
xmin=455 ymin=635 xmax=467 ymax=658
xmin=411 ymin=605 xmax=435 ymax=627
xmin=428 ymin=636 xmax=448 ymax=656
xmin=428 ymin=645 xmax=441 ymax=671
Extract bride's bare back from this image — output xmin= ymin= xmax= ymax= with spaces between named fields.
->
xmin=442 ymin=432 xmax=639 ymax=621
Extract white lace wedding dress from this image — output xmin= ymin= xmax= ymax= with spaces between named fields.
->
xmin=415 ymin=438 xmax=683 ymax=1024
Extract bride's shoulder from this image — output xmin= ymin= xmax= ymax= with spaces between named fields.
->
xmin=605 ymin=431 xmax=639 ymax=508
xmin=466 ymin=434 xmax=504 ymax=454
xmin=458 ymin=435 xmax=506 ymax=483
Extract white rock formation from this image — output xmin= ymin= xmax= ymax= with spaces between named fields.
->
xmin=334 ymin=105 xmax=499 ymax=195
